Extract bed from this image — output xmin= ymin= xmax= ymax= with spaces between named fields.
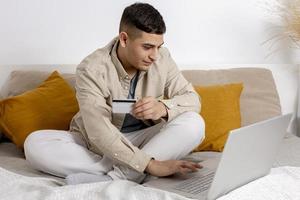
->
xmin=0 ymin=65 xmax=299 ymax=200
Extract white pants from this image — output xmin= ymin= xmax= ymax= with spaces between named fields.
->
xmin=24 ymin=112 xmax=205 ymax=183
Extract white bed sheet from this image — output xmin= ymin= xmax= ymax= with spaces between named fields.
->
xmin=218 ymin=166 xmax=300 ymax=200
xmin=0 ymin=166 xmax=299 ymax=200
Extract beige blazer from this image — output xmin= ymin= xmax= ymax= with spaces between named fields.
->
xmin=70 ymin=37 xmax=201 ymax=173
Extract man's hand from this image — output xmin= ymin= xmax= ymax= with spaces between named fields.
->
xmin=145 ymin=159 xmax=202 ymax=177
xmin=132 ymin=96 xmax=167 ymax=120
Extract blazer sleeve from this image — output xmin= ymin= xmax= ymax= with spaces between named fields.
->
xmin=159 ymin=49 xmax=201 ymax=121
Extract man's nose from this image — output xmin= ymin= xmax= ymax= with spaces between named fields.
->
xmin=149 ymin=48 xmax=158 ymax=61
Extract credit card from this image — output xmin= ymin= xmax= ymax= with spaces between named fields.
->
xmin=112 ymin=99 xmax=136 ymax=113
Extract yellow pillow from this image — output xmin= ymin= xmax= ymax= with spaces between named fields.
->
xmin=0 ymin=71 xmax=79 ymax=148
xmin=194 ymin=83 xmax=243 ymax=152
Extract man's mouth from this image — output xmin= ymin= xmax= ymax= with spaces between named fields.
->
xmin=143 ymin=61 xmax=152 ymax=65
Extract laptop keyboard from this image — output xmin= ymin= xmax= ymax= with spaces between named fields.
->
xmin=173 ymin=171 xmax=215 ymax=195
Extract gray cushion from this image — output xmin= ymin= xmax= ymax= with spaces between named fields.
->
xmin=0 ymin=70 xmax=76 ymax=98
xmin=182 ymin=68 xmax=282 ymax=126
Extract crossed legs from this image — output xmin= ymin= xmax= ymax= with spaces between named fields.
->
xmin=24 ymin=112 xmax=205 ymax=183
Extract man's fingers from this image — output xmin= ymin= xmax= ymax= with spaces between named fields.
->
xmin=148 ymin=160 xmax=203 ymax=177
xmin=184 ymin=164 xmax=198 ymax=172
xmin=178 ymin=163 xmax=199 ymax=174
xmin=132 ymin=102 xmax=152 ymax=115
xmin=181 ymin=161 xmax=201 ymax=172
xmin=134 ymin=100 xmax=149 ymax=109
xmin=134 ymin=109 xmax=154 ymax=119
xmin=134 ymin=97 xmax=153 ymax=109
xmin=131 ymin=97 xmax=164 ymax=121
xmin=179 ymin=167 xmax=192 ymax=175
xmin=193 ymin=163 xmax=202 ymax=169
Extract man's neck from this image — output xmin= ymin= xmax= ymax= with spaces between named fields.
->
xmin=116 ymin=42 xmax=137 ymax=78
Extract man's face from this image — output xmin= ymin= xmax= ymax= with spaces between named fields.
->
xmin=123 ymin=31 xmax=164 ymax=71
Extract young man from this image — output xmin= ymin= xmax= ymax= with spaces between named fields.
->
xmin=24 ymin=3 xmax=205 ymax=184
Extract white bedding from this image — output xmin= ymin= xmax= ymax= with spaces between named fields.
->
xmin=0 ymin=133 xmax=300 ymax=200
xmin=0 ymin=166 xmax=299 ymax=200
xmin=218 ymin=166 xmax=300 ymax=200
xmin=0 ymin=166 xmax=191 ymax=200
xmin=0 ymin=134 xmax=299 ymax=200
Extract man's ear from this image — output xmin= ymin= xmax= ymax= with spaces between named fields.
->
xmin=119 ymin=32 xmax=129 ymax=47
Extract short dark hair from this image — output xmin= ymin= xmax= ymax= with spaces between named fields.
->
xmin=119 ymin=3 xmax=166 ymax=36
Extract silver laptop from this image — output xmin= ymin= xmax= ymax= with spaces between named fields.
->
xmin=143 ymin=113 xmax=292 ymax=200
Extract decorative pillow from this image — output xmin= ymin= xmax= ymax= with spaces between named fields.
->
xmin=0 ymin=71 xmax=79 ymax=148
xmin=193 ymin=83 xmax=243 ymax=152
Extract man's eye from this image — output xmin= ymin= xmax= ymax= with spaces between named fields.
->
xmin=143 ymin=46 xmax=151 ymax=50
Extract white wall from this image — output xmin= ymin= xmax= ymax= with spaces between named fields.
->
xmin=0 ymin=0 xmax=296 ymax=65
xmin=0 ymin=0 xmax=298 ymax=115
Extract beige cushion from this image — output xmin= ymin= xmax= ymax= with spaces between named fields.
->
xmin=182 ymin=68 xmax=282 ymax=126
xmin=0 ymin=70 xmax=76 ymax=98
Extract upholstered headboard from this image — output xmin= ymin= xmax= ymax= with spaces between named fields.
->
xmin=0 ymin=65 xmax=76 ymax=89
xmin=0 ymin=64 xmax=297 ymax=115
xmin=182 ymin=68 xmax=281 ymax=126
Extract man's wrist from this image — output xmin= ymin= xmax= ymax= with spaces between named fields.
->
xmin=145 ymin=158 xmax=156 ymax=174
xmin=159 ymin=102 xmax=168 ymax=118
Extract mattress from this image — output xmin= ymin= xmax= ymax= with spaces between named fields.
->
xmin=0 ymin=142 xmax=64 ymax=182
